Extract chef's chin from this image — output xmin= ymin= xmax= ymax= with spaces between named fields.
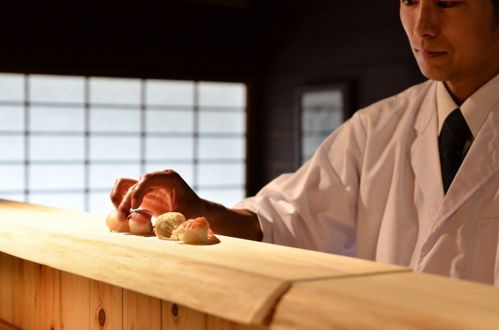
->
xmin=415 ymin=61 xmax=452 ymax=82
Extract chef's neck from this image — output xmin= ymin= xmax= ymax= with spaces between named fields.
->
xmin=444 ymin=69 xmax=499 ymax=106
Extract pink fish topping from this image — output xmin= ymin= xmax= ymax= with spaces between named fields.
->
xmin=183 ymin=216 xmax=209 ymax=230
xmin=127 ymin=209 xmax=153 ymax=224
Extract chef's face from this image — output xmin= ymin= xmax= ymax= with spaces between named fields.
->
xmin=400 ymin=0 xmax=499 ymax=87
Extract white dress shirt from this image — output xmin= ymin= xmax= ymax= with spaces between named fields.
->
xmin=437 ymin=74 xmax=499 ymax=137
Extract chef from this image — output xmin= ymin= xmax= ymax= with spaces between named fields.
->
xmin=111 ymin=0 xmax=499 ymax=285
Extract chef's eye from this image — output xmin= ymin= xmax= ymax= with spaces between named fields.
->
xmin=401 ymin=0 xmax=417 ymax=5
xmin=436 ymin=1 xmax=459 ymax=8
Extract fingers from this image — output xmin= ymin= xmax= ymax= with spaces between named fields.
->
xmin=129 ymin=170 xmax=173 ymax=209
xmin=113 ymin=169 xmax=196 ymax=219
xmin=130 ymin=169 xmax=190 ymax=210
xmin=117 ymin=183 xmax=137 ymax=219
xmin=110 ymin=178 xmax=137 ymax=209
xmin=141 ymin=193 xmax=171 ymax=217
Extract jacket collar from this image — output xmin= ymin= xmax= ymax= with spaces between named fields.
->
xmin=411 ymin=81 xmax=445 ymax=216
xmin=409 ymin=78 xmax=499 ymax=259
xmin=418 ymin=97 xmax=499 ymax=259
xmin=436 ymin=96 xmax=499 ymax=224
xmin=412 ymin=79 xmax=499 ymax=226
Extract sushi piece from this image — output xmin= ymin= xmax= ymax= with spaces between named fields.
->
xmin=128 ymin=208 xmax=154 ymax=235
xmin=171 ymin=216 xmax=217 ymax=244
xmin=106 ymin=209 xmax=130 ymax=233
xmin=153 ymin=212 xmax=186 ymax=239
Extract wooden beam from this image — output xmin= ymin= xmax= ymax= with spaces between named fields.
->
xmin=271 ymin=272 xmax=499 ymax=329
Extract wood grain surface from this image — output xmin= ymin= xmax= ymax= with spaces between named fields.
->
xmin=0 ymin=253 xmax=19 ymax=326
xmin=161 ymin=301 xmax=207 ymax=330
xmin=271 ymin=272 xmax=499 ymax=330
xmin=0 ymin=255 xmax=61 ymax=330
xmin=0 ymin=319 xmax=20 ymax=330
xmin=61 ymin=272 xmax=90 ymax=329
xmin=0 ymin=199 xmax=406 ymax=325
xmin=89 ymin=281 xmax=123 ymax=329
xmin=3 ymin=200 xmax=499 ymax=329
xmin=123 ymin=290 xmax=161 ymax=330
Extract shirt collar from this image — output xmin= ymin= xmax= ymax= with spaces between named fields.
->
xmin=437 ymin=73 xmax=499 ymax=138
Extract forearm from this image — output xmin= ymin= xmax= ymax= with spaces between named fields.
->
xmin=202 ymin=199 xmax=263 ymax=241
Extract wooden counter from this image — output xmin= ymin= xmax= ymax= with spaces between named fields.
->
xmin=1 ymin=199 xmax=499 ymax=329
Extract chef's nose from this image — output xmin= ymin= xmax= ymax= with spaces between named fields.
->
xmin=414 ymin=2 xmax=439 ymax=39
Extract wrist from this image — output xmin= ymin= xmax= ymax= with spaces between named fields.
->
xmin=198 ymin=198 xmax=262 ymax=241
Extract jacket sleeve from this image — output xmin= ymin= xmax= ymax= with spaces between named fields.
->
xmin=234 ymin=112 xmax=367 ymax=255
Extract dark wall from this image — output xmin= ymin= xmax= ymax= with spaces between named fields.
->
xmin=253 ymin=0 xmax=425 ymax=188
xmin=0 ymin=1 xmax=426 ymax=196
xmin=0 ymin=2 xmax=258 ymax=81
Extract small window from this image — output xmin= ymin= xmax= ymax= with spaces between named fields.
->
xmin=297 ymin=83 xmax=351 ymax=165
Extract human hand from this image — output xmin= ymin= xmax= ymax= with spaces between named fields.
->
xmin=109 ymin=169 xmax=206 ymax=221
xmin=109 ymin=169 xmax=262 ymax=241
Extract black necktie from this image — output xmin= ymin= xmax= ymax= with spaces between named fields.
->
xmin=438 ymin=108 xmax=471 ymax=194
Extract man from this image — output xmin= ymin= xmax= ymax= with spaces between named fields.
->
xmin=111 ymin=0 xmax=499 ymax=285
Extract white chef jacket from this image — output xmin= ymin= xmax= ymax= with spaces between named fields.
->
xmin=235 ymin=74 xmax=499 ymax=285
